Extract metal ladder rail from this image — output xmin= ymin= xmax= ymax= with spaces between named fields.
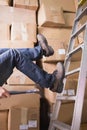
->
xmin=64 ymin=23 xmax=87 ymax=77
xmin=49 ymin=26 xmax=87 ymax=130
xmin=63 ymin=23 xmax=87 ymax=130
xmin=67 ymin=5 xmax=83 ymax=54
xmin=67 ymin=4 xmax=87 ymax=53
xmin=48 ymin=5 xmax=87 ymax=130
xmin=64 ymin=8 xmax=87 ymax=79
xmin=71 ymin=24 xmax=87 ymax=130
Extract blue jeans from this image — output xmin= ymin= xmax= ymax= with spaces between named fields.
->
xmin=0 ymin=45 xmax=55 ymax=88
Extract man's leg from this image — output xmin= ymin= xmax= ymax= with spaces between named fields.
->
xmin=0 ymin=48 xmax=55 ymax=88
xmin=0 ymin=33 xmax=54 ymax=61
xmin=0 ymin=45 xmax=43 ymax=61
xmin=0 ymin=49 xmax=15 ymax=86
xmin=0 ymin=34 xmax=65 ymax=93
xmin=12 ymin=49 xmax=65 ymax=93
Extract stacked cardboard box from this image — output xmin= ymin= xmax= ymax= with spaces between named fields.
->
xmin=0 ymin=3 xmax=37 ymax=85
xmin=38 ymin=0 xmax=75 ymax=28
xmin=0 ymin=93 xmax=40 ymax=130
xmin=0 ymin=1 xmax=40 ymax=130
xmin=0 ymin=23 xmax=10 ymax=40
xmin=39 ymin=0 xmax=76 ymax=12
xmin=13 ymin=0 xmax=38 ymax=11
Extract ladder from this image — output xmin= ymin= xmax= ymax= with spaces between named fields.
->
xmin=48 ymin=1 xmax=87 ymax=130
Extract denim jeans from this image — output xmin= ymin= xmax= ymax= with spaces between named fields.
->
xmin=0 ymin=45 xmax=55 ymax=88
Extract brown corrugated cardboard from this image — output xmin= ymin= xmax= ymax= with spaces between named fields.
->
xmin=0 ymin=110 xmax=8 ymax=130
xmin=0 ymin=23 xmax=10 ymax=40
xmin=13 ymin=0 xmax=38 ymax=11
xmin=8 ymin=107 xmax=39 ymax=130
xmin=0 ymin=96 xmax=40 ymax=130
xmin=56 ymin=99 xmax=87 ymax=124
xmin=38 ymin=27 xmax=72 ymax=62
xmin=39 ymin=0 xmax=76 ymax=12
xmin=38 ymin=4 xmax=75 ymax=28
xmin=3 ymin=84 xmax=37 ymax=91
xmin=0 ymin=40 xmax=34 ymax=48
xmin=0 ymin=6 xmax=36 ymax=24
xmin=11 ymin=23 xmax=37 ymax=43
xmin=0 ymin=94 xmax=40 ymax=110
xmin=38 ymin=5 xmax=65 ymax=27
xmin=0 ymin=0 xmax=10 ymax=5
xmin=63 ymin=12 xmax=75 ymax=28
xmin=7 ymin=68 xmax=35 ymax=85
xmin=8 ymin=107 xmax=22 ymax=130
xmin=28 ymin=108 xmax=39 ymax=130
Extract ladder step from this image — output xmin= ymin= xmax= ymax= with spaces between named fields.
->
xmin=65 ymin=67 xmax=80 ymax=76
xmin=56 ymin=95 xmax=76 ymax=101
xmin=71 ymin=23 xmax=86 ymax=38
xmin=75 ymin=7 xmax=87 ymax=21
xmin=53 ymin=120 xmax=71 ymax=130
xmin=66 ymin=44 xmax=84 ymax=60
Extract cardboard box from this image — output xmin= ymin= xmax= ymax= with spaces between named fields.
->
xmin=38 ymin=5 xmax=65 ymax=27
xmin=0 ymin=110 xmax=8 ymax=130
xmin=0 ymin=0 xmax=10 ymax=5
xmin=3 ymin=84 xmax=38 ymax=91
xmin=0 ymin=106 xmax=40 ymax=130
xmin=39 ymin=0 xmax=76 ymax=12
xmin=28 ymin=108 xmax=39 ymax=130
xmin=13 ymin=0 xmax=38 ymax=11
xmin=8 ymin=107 xmax=39 ymax=130
xmin=56 ymin=99 xmax=87 ymax=124
xmin=0 ymin=92 xmax=40 ymax=130
xmin=7 ymin=68 xmax=35 ymax=85
xmin=0 ymin=40 xmax=34 ymax=48
xmin=8 ymin=107 xmax=22 ymax=130
xmin=0 ymin=23 xmax=10 ymax=40
xmin=0 ymin=6 xmax=36 ymax=24
xmin=0 ymin=94 xmax=40 ymax=110
xmin=63 ymin=12 xmax=75 ymax=28
xmin=38 ymin=4 xmax=75 ymax=28
xmin=11 ymin=23 xmax=37 ymax=43
xmin=38 ymin=27 xmax=72 ymax=62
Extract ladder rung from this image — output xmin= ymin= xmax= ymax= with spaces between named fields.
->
xmin=71 ymin=23 xmax=86 ymax=38
xmin=56 ymin=96 xmax=76 ymax=101
xmin=65 ymin=67 xmax=80 ymax=76
xmin=53 ymin=120 xmax=71 ymax=130
xmin=66 ymin=44 xmax=84 ymax=59
xmin=75 ymin=7 xmax=87 ymax=21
